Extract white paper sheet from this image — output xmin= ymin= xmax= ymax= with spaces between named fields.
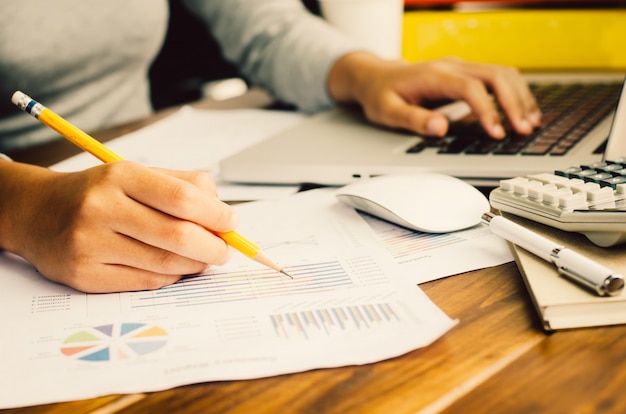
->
xmin=0 ymin=189 xmax=457 ymax=409
xmin=360 ymin=213 xmax=513 ymax=283
xmin=51 ymin=106 xmax=304 ymax=201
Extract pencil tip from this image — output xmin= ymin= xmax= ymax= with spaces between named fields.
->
xmin=280 ymin=269 xmax=294 ymax=279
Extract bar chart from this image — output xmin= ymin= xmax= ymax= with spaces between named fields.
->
xmin=271 ymin=302 xmax=401 ymax=340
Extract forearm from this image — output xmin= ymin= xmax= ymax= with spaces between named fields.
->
xmin=0 ymin=160 xmax=58 ymax=254
xmin=183 ymin=0 xmax=357 ymax=113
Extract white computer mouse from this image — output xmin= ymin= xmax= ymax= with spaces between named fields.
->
xmin=335 ymin=173 xmax=489 ymax=233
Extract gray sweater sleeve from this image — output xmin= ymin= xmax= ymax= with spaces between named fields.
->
xmin=182 ymin=0 xmax=358 ymax=113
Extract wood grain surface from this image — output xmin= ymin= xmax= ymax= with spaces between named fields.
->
xmin=4 ymin=91 xmax=626 ymax=414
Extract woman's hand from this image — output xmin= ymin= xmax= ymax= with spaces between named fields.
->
xmin=0 ymin=160 xmax=238 ymax=293
xmin=328 ymin=53 xmax=542 ymax=139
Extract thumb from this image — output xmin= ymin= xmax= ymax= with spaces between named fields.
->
xmin=373 ymin=101 xmax=450 ymax=137
xmin=420 ymin=111 xmax=449 ymax=137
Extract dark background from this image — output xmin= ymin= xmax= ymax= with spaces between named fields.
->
xmin=149 ymin=0 xmax=321 ymax=110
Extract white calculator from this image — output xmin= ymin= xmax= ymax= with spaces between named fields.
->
xmin=489 ymin=159 xmax=626 ymax=247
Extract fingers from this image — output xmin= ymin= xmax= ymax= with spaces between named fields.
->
xmin=63 ymin=263 xmax=186 ymax=294
xmin=434 ymin=70 xmax=507 ymax=138
xmin=96 ymin=163 xmax=236 ymax=265
xmin=374 ymin=67 xmax=505 ymax=139
xmin=114 ymin=163 xmax=239 ymax=233
xmin=444 ymin=59 xmax=542 ymax=135
xmin=107 ymin=195 xmax=232 ymax=265
xmin=377 ymin=93 xmax=451 ymax=136
xmin=152 ymin=167 xmax=218 ymax=195
xmin=27 ymin=210 xmax=218 ymax=294
xmin=105 ymin=232 xmax=227 ymax=275
xmin=355 ymin=56 xmax=541 ymax=139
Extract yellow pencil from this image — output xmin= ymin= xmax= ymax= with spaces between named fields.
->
xmin=12 ymin=91 xmax=293 ymax=279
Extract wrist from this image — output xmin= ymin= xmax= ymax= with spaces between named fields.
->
xmin=327 ymin=52 xmax=407 ymax=105
xmin=328 ymin=52 xmax=378 ymax=104
xmin=0 ymin=162 xmax=57 ymax=254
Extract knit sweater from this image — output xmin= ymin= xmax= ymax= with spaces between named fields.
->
xmin=0 ymin=0 xmax=356 ymax=151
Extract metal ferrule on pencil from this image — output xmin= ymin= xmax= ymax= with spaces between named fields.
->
xmin=12 ymin=91 xmax=45 ymax=118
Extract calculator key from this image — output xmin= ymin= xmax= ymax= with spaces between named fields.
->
xmin=543 ymin=187 xmax=571 ymax=206
xmin=499 ymin=177 xmax=527 ymax=192
xmin=584 ymin=172 xmax=614 ymax=184
xmin=513 ymin=180 xmax=542 ymax=196
xmin=555 ymin=167 xmax=583 ymax=178
xmin=609 ymin=157 xmax=626 ymax=166
xmin=570 ymin=181 xmax=600 ymax=194
xmin=570 ymin=169 xmax=599 ymax=180
xmin=581 ymin=161 xmax=609 ymax=170
xmin=530 ymin=183 xmax=558 ymax=202
xmin=559 ymin=192 xmax=587 ymax=209
xmin=600 ymin=176 xmax=626 ymax=189
xmin=586 ymin=186 xmax=615 ymax=203
xmin=528 ymin=186 xmax=544 ymax=201
xmin=559 ymin=178 xmax=584 ymax=190
xmin=598 ymin=164 xmax=624 ymax=173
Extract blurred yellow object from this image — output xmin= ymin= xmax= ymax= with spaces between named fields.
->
xmin=402 ymin=9 xmax=626 ymax=71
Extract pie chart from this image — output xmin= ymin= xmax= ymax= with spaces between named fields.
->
xmin=60 ymin=323 xmax=168 ymax=362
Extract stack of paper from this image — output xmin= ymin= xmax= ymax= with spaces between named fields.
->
xmin=1 ymin=189 xmax=462 ymax=408
xmin=0 ymin=108 xmax=514 ymax=408
xmin=503 ymin=213 xmax=626 ymax=331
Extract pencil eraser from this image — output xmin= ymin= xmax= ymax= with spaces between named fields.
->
xmin=11 ymin=91 xmax=29 ymax=109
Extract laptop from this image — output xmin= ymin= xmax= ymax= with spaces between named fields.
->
xmin=220 ymin=73 xmax=626 ymax=187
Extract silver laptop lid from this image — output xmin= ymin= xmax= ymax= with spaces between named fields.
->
xmin=604 ymin=78 xmax=626 ymax=160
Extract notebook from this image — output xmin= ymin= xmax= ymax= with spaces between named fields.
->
xmin=220 ymin=73 xmax=625 ymax=187
xmin=502 ymin=212 xmax=626 ymax=331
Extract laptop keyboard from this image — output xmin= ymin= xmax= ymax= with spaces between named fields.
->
xmin=489 ymin=159 xmax=626 ymax=247
xmin=406 ymin=81 xmax=623 ymax=156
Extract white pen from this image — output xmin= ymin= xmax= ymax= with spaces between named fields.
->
xmin=481 ymin=212 xmax=624 ymax=297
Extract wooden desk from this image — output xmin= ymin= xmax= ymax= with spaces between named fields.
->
xmin=4 ymin=92 xmax=626 ymax=414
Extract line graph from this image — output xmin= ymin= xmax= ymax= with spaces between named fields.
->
xmin=129 ymin=260 xmax=354 ymax=309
